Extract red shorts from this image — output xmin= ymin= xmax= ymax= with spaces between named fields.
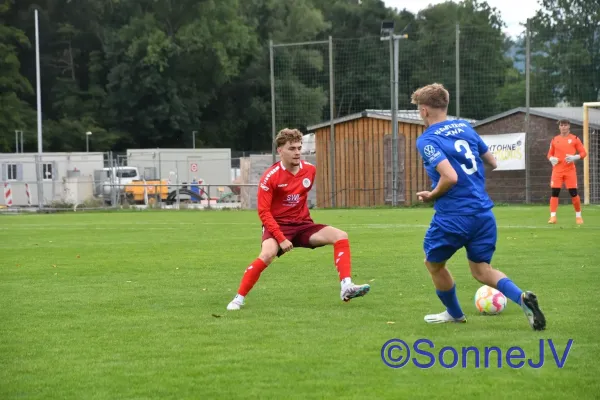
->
xmin=262 ymin=221 xmax=328 ymax=257
xmin=551 ymin=171 xmax=578 ymax=189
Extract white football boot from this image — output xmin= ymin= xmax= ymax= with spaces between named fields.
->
xmin=340 ymin=283 xmax=371 ymax=302
xmin=424 ymin=310 xmax=467 ymax=324
xmin=227 ymin=296 xmax=246 ymax=311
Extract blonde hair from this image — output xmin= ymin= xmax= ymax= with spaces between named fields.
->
xmin=411 ymin=83 xmax=450 ymax=110
xmin=275 ymin=128 xmax=303 ymax=148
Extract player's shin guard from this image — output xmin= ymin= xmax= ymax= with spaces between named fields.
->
xmin=237 ymin=258 xmax=268 ymax=296
xmin=334 ymin=239 xmax=351 ymax=281
xmin=436 ymin=284 xmax=464 ymax=319
xmin=496 ymin=277 xmax=523 ymax=305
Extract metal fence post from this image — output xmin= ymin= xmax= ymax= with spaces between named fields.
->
xmin=456 ymin=23 xmax=460 ymax=118
xmin=393 ymin=36 xmax=400 ymax=206
xmin=270 ymin=39 xmax=277 ymax=164
xmin=176 ymin=164 xmax=180 ymax=209
xmin=525 ymin=19 xmax=531 ymax=204
xmin=329 ymin=36 xmax=336 ymax=208
xmin=35 ymin=154 xmax=44 ymax=209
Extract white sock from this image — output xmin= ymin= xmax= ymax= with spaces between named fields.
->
xmin=576 ymin=212 xmax=582 ymax=218
xmin=341 ymin=277 xmax=352 ymax=288
xmin=234 ymin=294 xmax=245 ymax=303
xmin=551 ymin=212 xmax=556 ymax=217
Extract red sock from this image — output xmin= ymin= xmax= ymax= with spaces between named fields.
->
xmin=334 ymin=239 xmax=352 ymax=281
xmin=572 ymin=195 xmax=581 ymax=212
xmin=550 ymin=197 xmax=559 ymax=213
xmin=237 ymin=258 xmax=268 ymax=296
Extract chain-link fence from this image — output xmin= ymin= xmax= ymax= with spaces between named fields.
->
xmin=0 ymin=151 xmax=263 ymax=212
xmin=270 ymin=23 xmax=600 ymax=207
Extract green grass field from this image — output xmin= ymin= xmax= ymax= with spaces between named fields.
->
xmin=1 ymin=205 xmax=599 ymax=399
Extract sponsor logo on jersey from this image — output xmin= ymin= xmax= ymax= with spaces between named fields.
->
xmin=283 ymin=193 xmax=301 ymax=207
xmin=423 ymin=145 xmax=441 ymax=163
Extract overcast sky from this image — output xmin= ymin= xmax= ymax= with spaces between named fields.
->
xmin=382 ymin=0 xmax=541 ymax=37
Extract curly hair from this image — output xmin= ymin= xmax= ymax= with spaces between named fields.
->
xmin=275 ymin=128 xmax=303 ymax=148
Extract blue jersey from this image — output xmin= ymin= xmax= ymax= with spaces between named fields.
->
xmin=416 ymin=119 xmax=494 ymax=215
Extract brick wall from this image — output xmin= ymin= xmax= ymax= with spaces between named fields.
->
xmin=475 ymin=112 xmax=585 ymax=204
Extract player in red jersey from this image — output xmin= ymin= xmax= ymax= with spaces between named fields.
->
xmin=226 ymin=128 xmax=370 ymax=310
xmin=547 ymin=119 xmax=587 ymax=224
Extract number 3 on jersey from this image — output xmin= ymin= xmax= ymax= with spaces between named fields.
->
xmin=454 ymin=139 xmax=478 ymax=175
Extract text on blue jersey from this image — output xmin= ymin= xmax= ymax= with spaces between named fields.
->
xmin=416 ymin=119 xmax=494 ymax=215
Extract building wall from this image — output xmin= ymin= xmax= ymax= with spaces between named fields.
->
xmin=474 ymin=113 xmax=585 ymax=204
xmin=0 ymin=152 xmax=104 ymax=206
xmin=126 ymin=149 xmax=232 ymax=185
xmin=314 ymin=117 xmax=428 ymax=208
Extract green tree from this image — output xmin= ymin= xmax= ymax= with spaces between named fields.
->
xmin=0 ymin=0 xmax=35 ymax=152
xmin=316 ymin=0 xmax=416 ymax=117
xmin=102 ymin=0 xmax=257 ymax=149
xmin=529 ymin=0 xmax=600 ymax=104
xmin=410 ymin=0 xmax=508 ymax=119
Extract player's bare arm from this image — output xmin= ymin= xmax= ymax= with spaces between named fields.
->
xmin=481 ymin=151 xmax=497 ymax=171
xmin=417 ymin=160 xmax=458 ymax=202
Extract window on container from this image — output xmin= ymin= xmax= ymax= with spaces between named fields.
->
xmin=2 ymin=164 xmax=22 ymax=181
xmin=7 ymin=164 xmax=17 ymax=180
xmin=43 ymin=163 xmax=53 ymax=180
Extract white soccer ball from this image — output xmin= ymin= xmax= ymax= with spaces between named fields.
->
xmin=474 ymin=285 xmax=507 ymax=315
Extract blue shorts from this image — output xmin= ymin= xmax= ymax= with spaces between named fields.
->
xmin=424 ymin=210 xmax=497 ymax=264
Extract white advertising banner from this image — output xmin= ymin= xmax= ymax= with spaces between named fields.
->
xmin=480 ymin=132 xmax=526 ymax=171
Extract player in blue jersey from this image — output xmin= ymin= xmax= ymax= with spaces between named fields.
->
xmin=411 ymin=83 xmax=546 ymax=331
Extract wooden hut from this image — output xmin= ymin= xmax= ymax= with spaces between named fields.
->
xmin=306 ymin=109 xmax=474 ymax=208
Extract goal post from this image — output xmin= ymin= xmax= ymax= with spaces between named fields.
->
xmin=583 ymin=102 xmax=600 ymax=205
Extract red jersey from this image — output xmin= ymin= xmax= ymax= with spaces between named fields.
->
xmin=547 ymin=133 xmax=587 ymax=173
xmin=257 ymin=160 xmax=316 ymax=243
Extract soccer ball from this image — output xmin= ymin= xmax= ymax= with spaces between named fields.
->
xmin=474 ymin=285 xmax=507 ymax=315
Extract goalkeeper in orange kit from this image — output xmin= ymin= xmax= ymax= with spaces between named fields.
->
xmin=547 ymin=119 xmax=587 ymax=224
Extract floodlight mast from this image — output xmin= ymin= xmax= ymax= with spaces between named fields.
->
xmin=380 ymin=21 xmax=408 ymax=206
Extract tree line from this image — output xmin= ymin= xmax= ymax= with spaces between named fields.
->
xmin=1 ymin=0 xmax=598 ymax=153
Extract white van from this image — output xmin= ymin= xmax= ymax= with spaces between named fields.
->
xmin=101 ymin=166 xmax=141 ymax=198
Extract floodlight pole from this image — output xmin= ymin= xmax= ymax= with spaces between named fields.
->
xmin=381 ymin=31 xmax=408 ymax=207
xmin=34 ymin=8 xmax=44 ymax=209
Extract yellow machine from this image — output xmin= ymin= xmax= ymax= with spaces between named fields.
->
xmin=124 ymin=180 xmax=169 ymax=204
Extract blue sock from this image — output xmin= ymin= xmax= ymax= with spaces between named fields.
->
xmin=497 ymin=277 xmax=523 ymax=305
xmin=436 ymin=284 xmax=464 ymax=319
